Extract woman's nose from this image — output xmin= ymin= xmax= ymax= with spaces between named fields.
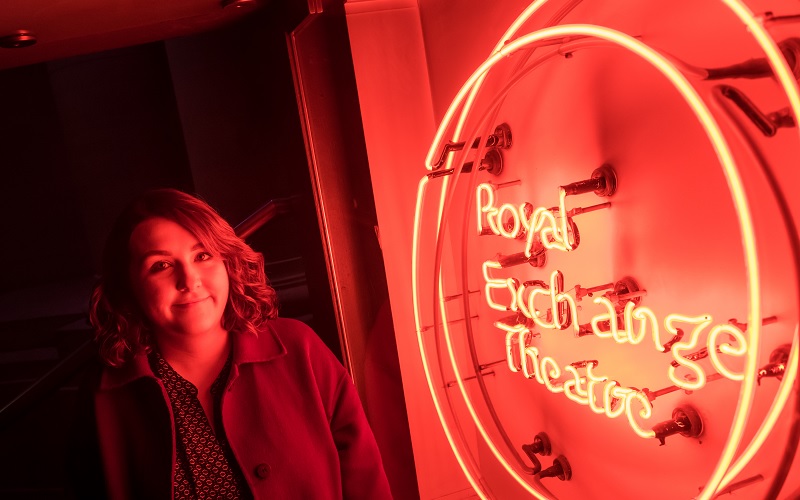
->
xmin=176 ymin=263 xmax=201 ymax=291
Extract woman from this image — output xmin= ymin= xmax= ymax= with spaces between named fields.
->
xmin=75 ymin=188 xmax=392 ymax=499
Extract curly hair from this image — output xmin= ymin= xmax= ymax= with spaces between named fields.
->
xmin=89 ymin=188 xmax=278 ymax=367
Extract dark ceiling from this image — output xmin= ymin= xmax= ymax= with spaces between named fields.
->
xmin=0 ymin=0 xmax=271 ymax=70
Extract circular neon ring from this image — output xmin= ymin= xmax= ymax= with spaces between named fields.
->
xmin=415 ymin=1 xmax=800 ymax=498
xmin=431 ymin=24 xmax=760 ymax=499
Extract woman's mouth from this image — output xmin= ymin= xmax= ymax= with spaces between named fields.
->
xmin=173 ymin=297 xmax=210 ymax=308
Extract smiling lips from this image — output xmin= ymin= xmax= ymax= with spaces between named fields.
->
xmin=173 ymin=297 xmax=211 ymax=308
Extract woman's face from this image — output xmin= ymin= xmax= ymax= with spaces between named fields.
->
xmin=128 ymin=217 xmax=230 ymax=341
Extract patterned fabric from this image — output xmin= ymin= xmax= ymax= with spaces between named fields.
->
xmin=151 ymin=351 xmax=252 ymax=500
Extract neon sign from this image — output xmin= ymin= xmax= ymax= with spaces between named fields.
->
xmin=504 ymin=332 xmax=657 ymax=438
xmin=482 ymin=183 xmax=747 ymax=398
xmin=410 ymin=1 xmax=800 ymax=498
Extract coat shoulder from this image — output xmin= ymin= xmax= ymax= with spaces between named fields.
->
xmin=261 ymin=317 xmax=338 ymax=363
xmin=264 ymin=317 xmax=321 ymax=351
xmin=266 ymin=317 xmax=316 ymax=338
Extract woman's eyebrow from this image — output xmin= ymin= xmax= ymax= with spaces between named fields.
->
xmin=136 ymin=249 xmax=170 ymax=264
xmin=138 ymin=242 xmax=205 ymax=261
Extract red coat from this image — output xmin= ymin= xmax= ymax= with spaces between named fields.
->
xmin=84 ymin=317 xmax=393 ymax=499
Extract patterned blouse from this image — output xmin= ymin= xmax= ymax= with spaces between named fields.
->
xmin=151 ymin=351 xmax=252 ymax=499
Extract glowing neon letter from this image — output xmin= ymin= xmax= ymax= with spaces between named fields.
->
xmin=529 ymin=207 xmax=562 ymax=254
xmin=604 ymin=383 xmax=630 ymax=419
xmin=497 ymin=203 xmax=521 ymax=239
xmin=624 ymin=391 xmax=656 ymax=439
xmin=563 ymin=365 xmax=589 ymax=405
xmin=540 ymin=356 xmax=564 ymax=393
xmin=482 ymin=260 xmax=514 ymax=311
xmin=708 ymin=323 xmax=747 ymax=381
xmin=621 ymin=302 xmax=654 ymax=345
xmin=591 ymin=296 xmax=617 ymax=339
xmin=585 ymin=363 xmax=610 ymax=414
xmin=631 ymin=304 xmax=662 ymax=350
xmin=498 ymin=324 xmax=527 ymax=373
xmin=666 ymin=314 xmax=713 ymax=391
xmin=551 ymin=270 xmax=579 ymax=331
xmin=521 ymin=342 xmax=543 ymax=383
xmin=476 ymin=183 xmax=500 ymax=235
xmin=528 ymin=284 xmax=553 ymax=329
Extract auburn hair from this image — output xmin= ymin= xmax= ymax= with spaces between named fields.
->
xmin=89 ymin=188 xmax=278 ymax=366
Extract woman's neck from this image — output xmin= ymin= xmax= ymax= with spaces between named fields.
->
xmin=155 ymin=329 xmax=231 ymax=392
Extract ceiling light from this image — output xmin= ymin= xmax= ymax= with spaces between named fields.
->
xmin=221 ymin=0 xmax=257 ymax=8
xmin=0 ymin=30 xmax=36 ymax=49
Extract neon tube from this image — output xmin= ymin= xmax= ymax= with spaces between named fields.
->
xmin=719 ymin=328 xmax=800 ymax=490
xmin=707 ymin=324 xmax=747 ymax=382
xmin=439 ymin=261 xmax=549 ymax=498
xmin=510 ymin=345 xmax=657 ymax=437
xmin=417 ymin=3 xmax=783 ymax=497
xmin=425 ymin=0 xmax=572 ymax=171
xmin=476 ymin=181 xmax=575 ymax=255
xmin=585 ymin=363 xmax=609 ymax=414
xmin=411 ymin=176 xmax=489 ymax=499
xmin=482 ymin=260 xmax=515 ymax=311
xmin=483 ymin=25 xmax=758 ymax=496
xmin=540 ymin=356 xmax=565 ymax=393
xmin=451 ymin=14 xmax=760 ymax=482
xmin=485 ymin=261 xmax=752 ymax=387
xmin=476 ymin=183 xmax=498 ymax=235
xmin=590 ymin=297 xmax=617 ymax=339
xmin=711 ymin=76 xmax=800 ymax=496
xmin=604 ymin=383 xmax=629 ymax=419
xmin=625 ymin=392 xmax=657 ymax=439
xmin=563 ymin=365 xmax=589 ymax=405
xmin=431 ymin=98 xmax=551 ymax=496
xmin=704 ymin=3 xmax=800 ymax=496
xmin=498 ymin=203 xmax=522 ymax=239
xmin=632 ymin=305 xmax=663 ymax=351
xmin=501 ymin=326 xmax=527 ymax=373
xmin=666 ymin=314 xmax=713 ymax=391
xmin=522 ymin=342 xmax=544 ymax=383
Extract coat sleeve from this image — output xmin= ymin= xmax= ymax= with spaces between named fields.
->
xmin=280 ymin=318 xmax=395 ymax=499
xmin=328 ymin=368 xmax=394 ymax=500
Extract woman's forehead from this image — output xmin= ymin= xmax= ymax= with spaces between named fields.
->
xmin=129 ymin=217 xmax=202 ymax=254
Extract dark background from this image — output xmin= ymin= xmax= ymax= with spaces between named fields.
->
xmin=0 ymin=2 xmax=403 ymax=497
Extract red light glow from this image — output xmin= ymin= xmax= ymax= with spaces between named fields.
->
xmin=410 ymin=0 xmax=800 ymax=498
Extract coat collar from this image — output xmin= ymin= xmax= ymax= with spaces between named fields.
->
xmin=98 ymin=353 xmax=153 ymax=391
xmin=99 ymin=320 xmax=287 ymax=391
xmin=232 ymin=320 xmax=286 ymax=364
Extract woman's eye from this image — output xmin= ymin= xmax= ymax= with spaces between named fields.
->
xmin=148 ymin=261 xmax=172 ymax=273
xmin=196 ymin=252 xmax=213 ymax=262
